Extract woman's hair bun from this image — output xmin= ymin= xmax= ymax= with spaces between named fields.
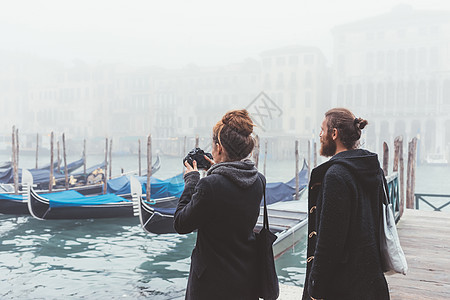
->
xmin=221 ymin=109 xmax=254 ymax=136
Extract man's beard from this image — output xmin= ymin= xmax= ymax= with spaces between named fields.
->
xmin=320 ymin=134 xmax=337 ymax=157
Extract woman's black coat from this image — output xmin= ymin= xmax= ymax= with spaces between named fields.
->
xmin=302 ymin=149 xmax=390 ymax=300
xmin=174 ymin=165 xmax=264 ymax=300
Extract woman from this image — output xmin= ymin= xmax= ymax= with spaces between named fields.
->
xmin=174 ymin=109 xmax=264 ymax=300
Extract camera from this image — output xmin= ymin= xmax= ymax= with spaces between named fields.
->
xmin=183 ymin=147 xmax=213 ymax=169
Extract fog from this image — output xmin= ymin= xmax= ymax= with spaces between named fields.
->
xmin=1 ymin=0 xmax=450 ymax=162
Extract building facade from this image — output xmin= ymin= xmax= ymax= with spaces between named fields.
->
xmin=332 ymin=4 xmax=450 ymax=162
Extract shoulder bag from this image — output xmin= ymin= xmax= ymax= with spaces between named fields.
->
xmin=256 ymin=178 xmax=279 ymax=300
xmin=380 ymin=176 xmax=408 ymax=275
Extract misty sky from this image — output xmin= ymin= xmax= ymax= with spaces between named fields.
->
xmin=1 ymin=0 xmax=450 ymax=68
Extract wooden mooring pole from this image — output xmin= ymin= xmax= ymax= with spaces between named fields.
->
xmin=62 ymin=133 xmax=68 ymax=190
xmin=15 ymin=128 xmax=19 ymax=168
xmin=57 ymin=140 xmax=61 ymax=173
xmin=109 ymin=139 xmax=113 ymax=180
xmin=383 ymin=142 xmax=389 ymax=176
xmin=307 ymin=140 xmax=311 ymax=180
xmin=138 ymin=139 xmax=142 ymax=177
xmin=313 ymin=141 xmax=317 ymax=167
xmin=103 ymin=138 xmax=108 ymax=194
xmin=406 ymin=137 xmax=418 ymax=209
xmin=295 ymin=140 xmax=299 ymax=200
xmin=254 ymin=135 xmax=260 ymax=169
xmin=83 ymin=139 xmax=86 ymax=175
xmin=35 ymin=133 xmax=39 ymax=169
xmin=147 ymin=135 xmax=152 ymax=202
xmin=263 ymin=140 xmax=268 ymax=176
xmin=393 ymin=136 xmax=405 ymax=218
xmin=49 ymin=132 xmax=54 ymax=192
xmin=11 ymin=126 xmax=18 ymax=194
xmin=195 ymin=135 xmax=199 ymax=148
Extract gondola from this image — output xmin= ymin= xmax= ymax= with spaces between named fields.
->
xmin=0 ymin=157 xmax=161 ymax=216
xmin=139 ymin=160 xmax=309 ymax=234
xmin=27 ymin=187 xmax=139 ymax=220
xmin=26 ymin=173 xmax=183 ymax=220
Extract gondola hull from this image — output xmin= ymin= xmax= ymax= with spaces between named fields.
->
xmin=28 ymin=188 xmax=136 ymax=220
xmin=139 ymin=196 xmax=178 ymax=234
xmin=0 ymin=198 xmax=28 ymax=215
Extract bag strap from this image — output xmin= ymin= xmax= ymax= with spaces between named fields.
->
xmin=260 ymin=175 xmax=270 ymax=230
xmin=381 ymin=172 xmax=390 ymax=206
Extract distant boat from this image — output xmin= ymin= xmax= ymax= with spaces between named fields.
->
xmin=139 ymin=160 xmax=309 ymax=234
xmin=425 ymin=153 xmax=448 ymax=165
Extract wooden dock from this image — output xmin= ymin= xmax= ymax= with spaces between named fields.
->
xmin=386 ymin=209 xmax=450 ymax=299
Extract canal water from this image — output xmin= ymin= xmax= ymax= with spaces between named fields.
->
xmin=0 ymin=153 xmax=447 ymax=299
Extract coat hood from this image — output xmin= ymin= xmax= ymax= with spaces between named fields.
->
xmin=207 ymin=159 xmax=259 ymax=189
xmin=314 ymin=149 xmax=383 ymax=190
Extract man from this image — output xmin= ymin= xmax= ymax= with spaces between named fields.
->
xmin=302 ymin=108 xmax=390 ymax=300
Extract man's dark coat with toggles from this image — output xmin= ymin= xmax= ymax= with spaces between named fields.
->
xmin=302 ymin=149 xmax=390 ymax=300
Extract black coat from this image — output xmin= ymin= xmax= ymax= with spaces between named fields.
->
xmin=302 ymin=149 xmax=390 ymax=300
xmin=174 ymin=168 xmax=265 ymax=300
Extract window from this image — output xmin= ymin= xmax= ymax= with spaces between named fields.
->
xmin=263 ymin=58 xmax=271 ymax=68
xmin=276 ymin=73 xmax=284 ymax=89
xmin=289 ymin=56 xmax=299 ymax=66
xmin=304 ymin=54 xmax=314 ymax=65
xmin=305 ymin=92 xmax=311 ymax=108
xmin=276 ymin=57 xmax=286 ymax=66
xmin=304 ymin=71 xmax=312 ymax=88
xmin=305 ymin=117 xmax=311 ymax=130
xmin=290 ymin=118 xmax=295 ymax=130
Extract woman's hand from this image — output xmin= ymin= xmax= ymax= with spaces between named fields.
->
xmin=204 ymin=155 xmax=215 ymax=169
xmin=184 ymin=160 xmax=199 ymax=174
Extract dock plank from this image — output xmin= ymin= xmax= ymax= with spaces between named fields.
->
xmin=386 ymin=209 xmax=450 ymax=300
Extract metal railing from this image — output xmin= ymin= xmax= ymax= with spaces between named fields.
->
xmin=415 ymin=193 xmax=450 ymax=211
xmin=386 ymin=172 xmax=401 ymax=223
